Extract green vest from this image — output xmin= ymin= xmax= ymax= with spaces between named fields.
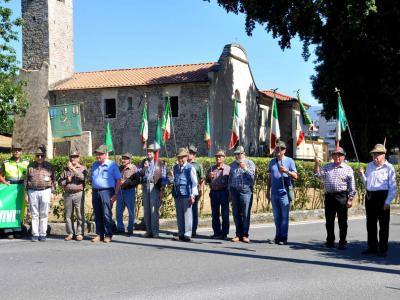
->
xmin=3 ymin=159 xmax=30 ymax=181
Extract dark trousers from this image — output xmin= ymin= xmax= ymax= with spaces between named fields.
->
xmin=92 ymin=188 xmax=115 ymax=238
xmin=365 ymin=190 xmax=390 ymax=252
xmin=210 ymin=190 xmax=230 ymax=237
xmin=192 ymin=195 xmax=200 ymax=235
xmin=324 ymin=192 xmax=348 ymax=244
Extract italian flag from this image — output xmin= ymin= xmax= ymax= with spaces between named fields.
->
xmin=204 ymin=105 xmax=211 ymax=150
xmin=154 ymin=118 xmax=162 ymax=161
xmin=161 ymin=97 xmax=171 ymax=145
xmin=140 ymin=102 xmax=148 ymax=147
xmin=296 ymin=95 xmax=313 ymax=146
xmin=229 ymin=95 xmax=240 ymax=149
xmin=335 ymin=94 xmax=348 ymax=148
xmin=269 ymin=96 xmax=280 ymax=153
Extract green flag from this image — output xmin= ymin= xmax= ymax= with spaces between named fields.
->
xmin=154 ymin=118 xmax=162 ymax=151
xmin=105 ymin=121 xmax=114 ymax=153
xmin=0 ymin=184 xmax=26 ymax=228
xmin=204 ymin=105 xmax=211 ymax=150
xmin=335 ymin=94 xmax=348 ymax=146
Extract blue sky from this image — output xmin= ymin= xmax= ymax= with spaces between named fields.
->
xmin=8 ymin=0 xmax=319 ymax=106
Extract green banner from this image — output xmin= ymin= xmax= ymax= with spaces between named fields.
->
xmin=49 ymin=103 xmax=82 ymax=138
xmin=0 ymin=184 xmax=26 ymax=228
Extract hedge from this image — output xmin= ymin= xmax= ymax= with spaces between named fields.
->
xmin=0 ymin=154 xmax=399 ymax=221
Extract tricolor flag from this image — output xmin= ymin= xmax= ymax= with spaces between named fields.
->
xmin=229 ymin=95 xmax=240 ymax=149
xmin=105 ymin=121 xmax=114 ymax=153
xmin=335 ymin=94 xmax=348 ymax=148
xmin=269 ymin=96 xmax=280 ymax=153
xmin=140 ymin=102 xmax=148 ymax=147
xmin=296 ymin=95 xmax=313 ymax=146
xmin=154 ymin=118 xmax=162 ymax=161
xmin=204 ymin=105 xmax=211 ymax=150
xmin=161 ymin=97 xmax=171 ymax=145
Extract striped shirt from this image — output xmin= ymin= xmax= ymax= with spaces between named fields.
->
xmin=361 ymin=160 xmax=397 ymax=205
xmin=316 ymin=162 xmax=356 ymax=197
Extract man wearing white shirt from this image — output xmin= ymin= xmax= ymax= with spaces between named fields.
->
xmin=360 ymin=144 xmax=397 ymax=257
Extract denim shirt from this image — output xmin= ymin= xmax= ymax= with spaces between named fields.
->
xmin=228 ymin=159 xmax=256 ymax=190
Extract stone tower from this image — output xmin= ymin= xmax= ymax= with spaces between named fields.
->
xmin=13 ymin=0 xmax=74 ymax=157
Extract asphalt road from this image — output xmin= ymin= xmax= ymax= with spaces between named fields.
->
xmin=1 ymin=215 xmax=400 ymax=300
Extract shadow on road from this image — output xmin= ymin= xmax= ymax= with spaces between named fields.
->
xmin=111 ymin=239 xmax=400 ymax=275
xmin=288 ymin=240 xmax=400 ymax=266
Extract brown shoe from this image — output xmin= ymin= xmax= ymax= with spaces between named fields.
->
xmin=64 ymin=234 xmax=73 ymax=241
xmin=242 ymin=236 xmax=250 ymax=243
xmin=76 ymin=235 xmax=83 ymax=241
xmin=91 ymin=235 xmax=101 ymax=243
xmin=231 ymin=236 xmax=241 ymax=242
xmin=103 ymin=237 xmax=112 ymax=243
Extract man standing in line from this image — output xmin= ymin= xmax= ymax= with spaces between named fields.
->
xmin=359 ymin=144 xmax=397 ymax=257
xmin=116 ymin=152 xmax=138 ymax=237
xmin=60 ymin=150 xmax=87 ymax=241
xmin=0 ymin=142 xmax=30 ymax=239
xmin=228 ymin=145 xmax=256 ymax=243
xmin=139 ymin=144 xmax=167 ymax=238
xmin=206 ymin=149 xmax=230 ymax=240
xmin=314 ymin=147 xmax=355 ymax=250
xmin=168 ymin=147 xmax=198 ymax=242
xmin=90 ymin=145 xmax=121 ymax=243
xmin=25 ymin=146 xmax=56 ymax=242
xmin=187 ymin=145 xmax=205 ymax=237
xmin=267 ymin=141 xmax=298 ymax=245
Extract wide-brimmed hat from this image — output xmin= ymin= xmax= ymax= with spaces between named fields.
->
xmin=370 ymin=144 xmax=387 ymax=154
xmin=146 ymin=144 xmax=156 ymax=152
xmin=121 ymin=152 xmax=132 ymax=159
xmin=94 ymin=145 xmax=109 ymax=154
xmin=188 ymin=144 xmax=198 ymax=153
xmin=233 ymin=145 xmax=245 ymax=154
xmin=34 ymin=147 xmax=46 ymax=156
xmin=332 ymin=147 xmax=346 ymax=156
xmin=275 ymin=140 xmax=287 ymax=149
xmin=214 ymin=149 xmax=226 ymax=157
xmin=176 ymin=147 xmax=189 ymax=157
xmin=69 ymin=150 xmax=80 ymax=157
xmin=11 ymin=142 xmax=22 ymax=150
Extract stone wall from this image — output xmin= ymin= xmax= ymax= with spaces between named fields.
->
xmin=51 ymin=83 xmax=211 ymax=156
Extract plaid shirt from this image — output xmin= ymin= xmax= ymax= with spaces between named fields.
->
xmin=229 ymin=159 xmax=256 ymax=189
xmin=316 ymin=162 xmax=356 ymax=197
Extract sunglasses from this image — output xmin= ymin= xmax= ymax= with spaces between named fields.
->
xmin=36 ymin=154 xmax=45 ymax=158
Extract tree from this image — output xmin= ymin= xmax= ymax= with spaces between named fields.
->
xmin=0 ymin=0 xmax=28 ymax=135
xmin=205 ymin=0 xmax=400 ymax=161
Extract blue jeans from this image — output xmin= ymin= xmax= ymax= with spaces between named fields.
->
xmin=192 ymin=196 xmax=200 ymax=234
xmin=92 ymin=188 xmax=114 ymax=238
xmin=230 ymin=187 xmax=253 ymax=237
xmin=174 ymin=197 xmax=193 ymax=238
xmin=210 ymin=190 xmax=230 ymax=236
xmin=271 ymin=190 xmax=290 ymax=241
xmin=116 ymin=188 xmax=136 ymax=232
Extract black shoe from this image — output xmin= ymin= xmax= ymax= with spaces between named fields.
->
xmin=362 ymin=249 xmax=377 ymax=255
xmin=377 ymin=251 xmax=387 ymax=257
xmin=338 ymin=241 xmax=347 ymax=250
xmin=274 ymin=238 xmax=280 ymax=245
xmin=210 ymin=234 xmax=220 ymax=239
xmin=278 ymin=240 xmax=288 ymax=245
xmin=191 ymin=232 xmax=197 ymax=238
xmin=127 ymin=230 xmax=133 ymax=237
xmin=178 ymin=236 xmax=185 ymax=241
xmin=117 ymin=230 xmax=125 ymax=235
xmin=220 ymin=235 xmax=227 ymax=240
xmin=183 ymin=236 xmax=191 ymax=242
xmin=38 ymin=236 xmax=46 ymax=242
xmin=31 ymin=236 xmax=39 ymax=242
xmin=325 ymin=242 xmax=335 ymax=248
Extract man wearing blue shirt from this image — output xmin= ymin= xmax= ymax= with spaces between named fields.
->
xmin=229 ymin=145 xmax=256 ymax=243
xmin=267 ymin=141 xmax=298 ymax=245
xmin=90 ymin=145 xmax=122 ymax=243
xmin=360 ymin=144 xmax=397 ymax=257
xmin=168 ymin=147 xmax=198 ymax=242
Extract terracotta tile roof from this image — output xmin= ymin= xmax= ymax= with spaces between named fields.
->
xmin=52 ymin=62 xmax=217 ymax=91
xmin=259 ymin=90 xmax=295 ymax=101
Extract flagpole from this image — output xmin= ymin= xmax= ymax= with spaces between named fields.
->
xmin=334 ymin=88 xmax=360 ymax=164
